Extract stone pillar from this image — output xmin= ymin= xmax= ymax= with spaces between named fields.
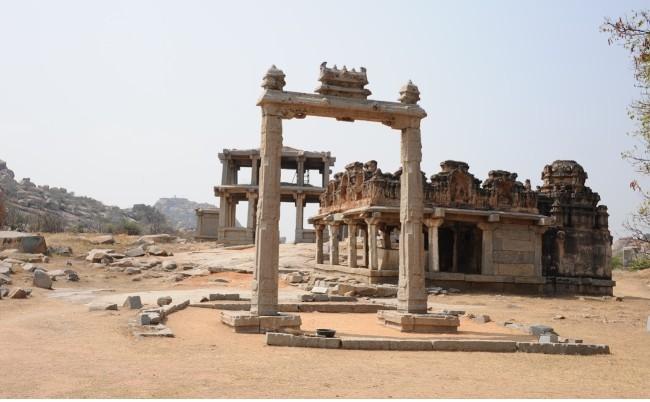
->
xmin=396 ymin=118 xmax=427 ymax=313
xmin=251 ymin=156 xmax=260 ymax=186
xmin=365 ymin=218 xmax=379 ymax=270
xmin=361 ymin=227 xmax=369 ymax=267
xmin=251 ymin=106 xmax=283 ymax=316
xmin=477 ymin=222 xmax=497 ymax=275
xmin=315 ymin=224 xmax=324 ymax=264
xmin=221 ymin=157 xmax=231 ymax=185
xmin=452 ymin=227 xmax=459 ymax=273
xmin=381 ymin=226 xmax=392 ymax=249
xmin=297 ymin=156 xmax=305 ymax=186
xmin=532 ymin=225 xmax=547 ymax=277
xmin=246 ymin=192 xmax=257 ymax=229
xmin=294 ymin=193 xmax=305 ymax=243
xmin=347 ymin=221 xmax=358 ymax=268
xmin=322 ymin=157 xmax=330 ymax=188
xmin=329 ymin=223 xmax=340 ymax=265
xmin=424 ymin=218 xmax=443 ymax=272
xmin=219 ymin=194 xmax=229 ymax=228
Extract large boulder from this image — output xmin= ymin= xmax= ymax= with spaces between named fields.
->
xmin=0 ymin=231 xmax=47 ymax=254
xmin=125 ymin=247 xmax=146 ymax=258
xmin=33 ymin=270 xmax=52 ymax=289
xmin=86 ymin=249 xmax=115 ymax=263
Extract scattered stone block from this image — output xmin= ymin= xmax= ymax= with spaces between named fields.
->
xmin=378 ymin=310 xmax=460 ymax=333
xmin=123 ymin=295 xmax=143 ymax=309
xmin=0 ymin=273 xmax=11 ymax=285
xmin=125 ymin=267 xmax=141 ymax=275
xmin=209 ymin=293 xmax=240 ymax=301
xmin=472 ymin=314 xmax=491 ymax=324
xmin=328 ymin=295 xmax=357 ymax=302
xmin=311 ymin=286 xmax=329 ymax=294
xmin=539 ymin=334 xmax=559 ymax=344
xmin=0 ymin=263 xmax=13 ymax=275
xmin=516 ymin=342 xmax=609 ymax=355
xmin=33 ymin=270 xmax=52 ymax=289
xmin=528 ymin=324 xmax=555 ymax=336
xmin=125 ymin=247 xmax=146 ymax=258
xmin=441 ymin=309 xmax=466 ymax=316
xmin=46 ymin=269 xmax=67 ymax=280
xmin=146 ymin=246 xmax=171 ymax=257
xmin=65 ymin=270 xmax=79 ymax=281
xmin=138 ymin=311 xmax=161 ymax=325
xmin=89 ymin=235 xmax=115 ymax=245
xmin=9 ymin=288 xmax=30 ymax=299
xmin=157 ymin=296 xmax=172 ymax=306
xmin=88 ymin=302 xmax=118 ymax=311
xmin=86 ymin=249 xmax=115 ymax=263
xmin=48 ymin=246 xmax=72 ymax=256
xmin=182 ymin=268 xmax=209 ymax=277
xmin=266 ymin=332 xmax=293 ymax=347
xmin=0 ymin=287 xmax=9 ymax=298
xmin=161 ymin=260 xmax=177 ymax=270
xmin=138 ymin=234 xmax=176 ymax=244
xmin=553 ymin=314 xmax=566 ymax=320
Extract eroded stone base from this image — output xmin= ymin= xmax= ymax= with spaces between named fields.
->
xmin=220 ymin=310 xmax=302 ymax=333
xmin=377 ymin=310 xmax=460 ymax=333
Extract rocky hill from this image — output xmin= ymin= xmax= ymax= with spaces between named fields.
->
xmin=0 ymin=159 xmax=173 ymax=234
xmin=154 ymin=197 xmax=215 ymax=230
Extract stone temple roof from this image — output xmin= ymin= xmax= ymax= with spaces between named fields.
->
xmin=219 ymin=146 xmax=334 ymax=161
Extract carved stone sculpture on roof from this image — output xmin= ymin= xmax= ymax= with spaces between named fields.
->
xmin=481 ymin=170 xmax=537 ymax=212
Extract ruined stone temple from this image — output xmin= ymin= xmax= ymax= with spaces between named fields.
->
xmin=220 ymin=63 xmax=612 ymax=335
xmin=309 ymin=159 xmax=613 ymax=295
xmin=212 ymin=147 xmax=335 ymax=245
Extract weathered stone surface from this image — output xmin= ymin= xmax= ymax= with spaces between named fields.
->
xmin=516 ymin=342 xmax=610 ymax=355
xmin=123 ymin=295 xmax=143 ymax=309
xmin=86 ymin=249 xmax=114 ymax=263
xmin=46 ymin=269 xmax=67 ymax=280
xmin=125 ymin=267 xmax=141 ymax=275
xmin=157 ymin=296 xmax=172 ymax=306
xmin=378 ymin=310 xmax=459 ymax=333
xmin=89 ymin=235 xmax=115 ymax=245
xmin=88 ymin=302 xmax=118 ymax=311
xmin=33 ymin=270 xmax=52 ymax=289
xmin=125 ymin=247 xmax=146 ymax=258
xmin=209 ymin=293 xmax=240 ymax=301
xmin=182 ymin=268 xmax=209 ymax=277
xmin=539 ymin=334 xmax=559 ymax=343
xmin=528 ymin=324 xmax=555 ymax=336
xmin=311 ymin=286 xmax=329 ymax=294
xmin=0 ymin=287 xmax=9 ymax=298
xmin=0 ymin=231 xmax=47 ymax=254
xmin=432 ymin=340 xmax=517 ymax=353
xmin=138 ymin=311 xmax=161 ymax=325
xmin=0 ymin=263 xmax=13 ymax=275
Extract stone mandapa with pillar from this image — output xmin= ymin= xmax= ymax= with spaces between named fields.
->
xmin=214 ymin=147 xmax=335 ymax=245
xmin=221 ymin=63 xmax=458 ymax=333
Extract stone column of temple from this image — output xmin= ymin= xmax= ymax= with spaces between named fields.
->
xmin=452 ymin=227 xmax=459 ymax=273
xmin=329 ymin=223 xmax=340 ymax=265
xmin=297 ymin=155 xmax=305 ymax=186
xmin=315 ymin=224 xmax=324 ymax=264
xmin=361 ymin=227 xmax=369 ymax=267
xmin=477 ymin=221 xmax=497 ymax=275
xmin=218 ymin=194 xmax=229 ymax=229
xmin=365 ymin=218 xmax=380 ymax=270
xmin=221 ymin=156 xmax=231 ymax=185
xmin=346 ymin=221 xmax=358 ymax=268
xmin=424 ymin=218 xmax=443 ymax=272
xmin=246 ymin=192 xmax=258 ymax=229
xmin=251 ymin=112 xmax=283 ymax=316
xmin=294 ymin=193 xmax=304 ymax=243
xmin=397 ymin=121 xmax=427 ymax=313
xmin=396 ymin=81 xmax=426 ymax=314
xmin=531 ymin=225 xmax=547 ymax=277
xmin=322 ymin=157 xmax=330 ymax=188
xmin=251 ymin=156 xmax=260 ymax=186
xmin=196 ymin=210 xmax=203 ymax=237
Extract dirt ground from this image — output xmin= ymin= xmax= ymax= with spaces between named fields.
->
xmin=1 ymin=234 xmax=649 ymax=398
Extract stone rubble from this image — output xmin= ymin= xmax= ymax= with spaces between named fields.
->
xmin=33 ymin=269 xmax=52 ymax=289
xmin=123 ymin=295 xmax=143 ymax=309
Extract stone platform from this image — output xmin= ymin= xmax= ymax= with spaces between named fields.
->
xmin=220 ymin=310 xmax=302 ymax=333
xmin=377 ymin=310 xmax=460 ymax=333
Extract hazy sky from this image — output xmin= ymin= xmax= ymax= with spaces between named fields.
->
xmin=1 ymin=0 xmax=648 ymax=241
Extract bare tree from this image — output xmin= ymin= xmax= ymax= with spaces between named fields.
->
xmin=602 ymin=11 xmax=650 ymax=241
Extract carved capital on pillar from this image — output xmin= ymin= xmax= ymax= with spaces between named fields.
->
xmin=389 ymin=116 xmax=422 ymax=131
xmin=477 ymin=221 xmax=498 ymax=232
xmin=423 ymin=217 xmax=444 ymax=228
xmin=246 ymin=191 xmax=258 ymax=201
